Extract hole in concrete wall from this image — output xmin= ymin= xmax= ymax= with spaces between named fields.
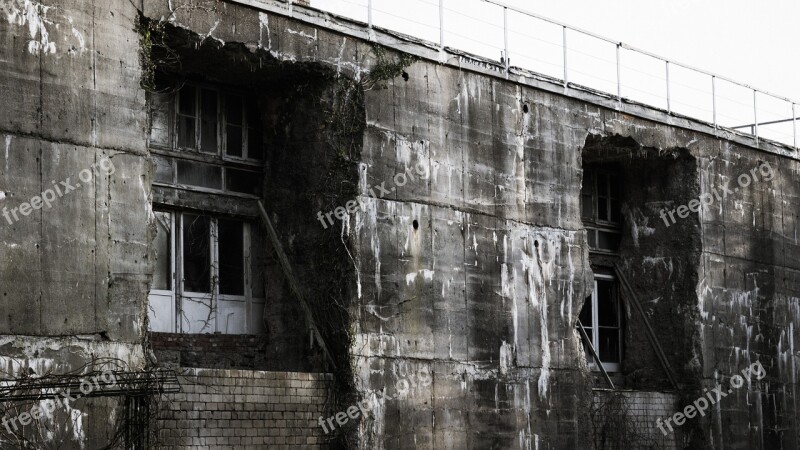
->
xmin=412 ymin=219 xmax=419 ymax=230
xmin=580 ymin=133 xmax=700 ymax=392
xmin=402 ymin=71 xmax=409 ymax=81
xmin=534 ymin=239 xmax=539 ymax=248
xmin=523 ymin=103 xmax=529 ymax=114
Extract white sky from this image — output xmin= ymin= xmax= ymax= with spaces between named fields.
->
xmin=315 ymin=0 xmax=800 ymax=146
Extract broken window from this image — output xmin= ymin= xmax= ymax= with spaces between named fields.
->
xmin=580 ymin=275 xmax=624 ymax=372
xmin=147 ymin=210 xmax=266 ymax=335
xmin=582 ymin=167 xmax=622 ymax=253
xmin=148 ymin=81 xmax=265 ymax=196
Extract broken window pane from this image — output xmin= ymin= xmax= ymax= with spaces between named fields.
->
xmin=152 ymin=211 xmax=172 ymax=291
xmin=149 ymin=92 xmax=172 ymax=147
xmin=177 ymin=86 xmax=197 ymax=149
xmin=226 ymin=168 xmax=263 ymax=196
xmin=182 ymin=214 xmax=210 ymax=293
xmin=177 ymin=116 xmax=196 ymax=149
xmin=218 ymin=219 xmax=244 ymax=296
xmin=579 ymin=295 xmax=593 ymax=327
xmin=200 ymin=89 xmax=218 ymax=153
xmin=176 ymin=160 xmax=222 ymax=190
xmin=152 ymin=155 xmax=174 ymax=184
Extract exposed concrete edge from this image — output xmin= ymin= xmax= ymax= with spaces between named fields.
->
xmin=227 ymin=0 xmax=799 ymax=161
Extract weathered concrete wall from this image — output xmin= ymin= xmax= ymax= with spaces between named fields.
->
xmin=1 ymin=0 xmax=797 ymax=448
xmin=139 ymin=0 xmax=800 ymax=448
xmin=0 ymin=0 xmax=148 ymax=447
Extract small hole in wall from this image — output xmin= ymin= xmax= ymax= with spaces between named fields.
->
xmin=402 ymin=72 xmax=409 ymax=81
xmin=413 ymin=219 xmax=419 ymax=230
xmin=534 ymin=240 xmax=539 ymax=248
xmin=523 ymin=104 xmax=529 ymax=114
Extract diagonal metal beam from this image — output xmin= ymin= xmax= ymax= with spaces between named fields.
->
xmin=613 ymin=263 xmax=679 ymax=390
xmin=257 ymin=201 xmax=337 ymax=371
xmin=577 ymin=319 xmax=615 ymax=389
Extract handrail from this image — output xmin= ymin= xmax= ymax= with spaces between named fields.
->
xmin=296 ymin=0 xmax=799 ymax=150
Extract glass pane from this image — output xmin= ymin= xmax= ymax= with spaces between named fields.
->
xmin=579 ymin=295 xmax=593 ymax=326
xmin=610 ymin=177 xmax=621 ymax=198
xmin=226 ymin=95 xmax=243 ymax=125
xmin=597 ymin=230 xmax=619 ymax=251
xmin=247 ymin=126 xmax=263 ymax=160
xmin=599 ymin=328 xmax=621 ymax=363
xmin=597 ymin=280 xmax=618 ymax=326
xmin=250 ymin=225 xmax=266 ymax=298
xmin=200 ymin=89 xmax=218 ymax=153
xmin=226 ymin=125 xmax=243 ymax=157
xmin=218 ymin=219 xmax=244 ymax=296
xmin=610 ymin=199 xmax=621 ymax=223
xmin=226 ymin=168 xmax=263 ymax=196
xmin=178 ymin=85 xmax=196 ymax=116
xmin=597 ymin=173 xmax=608 ymax=197
xmin=152 ymin=211 xmax=172 ymax=290
xmin=182 ymin=214 xmax=210 ymax=292
xmin=149 ymin=92 xmax=172 ymax=147
xmin=177 ymin=116 xmax=196 ymax=149
xmin=152 ymin=155 xmax=174 ymax=184
xmin=176 ymin=160 xmax=222 ymax=190
xmin=587 ymin=229 xmax=596 ymax=248
xmin=597 ymin=196 xmax=608 ymax=221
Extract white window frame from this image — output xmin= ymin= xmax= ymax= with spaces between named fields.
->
xmin=147 ymin=210 xmax=266 ymax=335
xmin=583 ymin=274 xmax=623 ymax=373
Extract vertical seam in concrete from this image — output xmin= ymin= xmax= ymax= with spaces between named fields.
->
xmin=38 ymin=32 xmax=43 ymax=333
xmin=92 ymin=0 xmax=98 ymax=329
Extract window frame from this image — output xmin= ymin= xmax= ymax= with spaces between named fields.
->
xmin=172 ymin=82 xmax=263 ymax=163
xmin=582 ymin=273 xmax=624 ymax=373
xmin=147 ymin=209 xmax=266 ymax=335
xmin=582 ymin=167 xmax=623 ymax=254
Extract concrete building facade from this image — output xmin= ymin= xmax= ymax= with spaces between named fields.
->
xmin=0 ymin=0 xmax=797 ymax=448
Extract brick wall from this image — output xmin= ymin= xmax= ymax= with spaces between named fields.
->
xmin=150 ymin=333 xmax=273 ymax=370
xmin=157 ymin=368 xmax=333 ymax=449
xmin=591 ymin=390 xmax=680 ymax=449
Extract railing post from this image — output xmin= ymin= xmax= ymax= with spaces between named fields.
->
xmin=503 ymin=7 xmax=509 ymax=71
xmin=753 ymin=90 xmax=759 ymax=144
xmin=665 ymin=61 xmax=671 ymax=114
xmin=794 ymin=103 xmax=797 ymax=151
xmin=712 ymin=76 xmax=717 ymax=129
xmin=616 ymin=43 xmax=621 ymax=107
xmin=562 ymin=26 xmax=568 ymax=88
xmin=367 ymin=0 xmax=372 ymax=28
xmin=439 ymin=0 xmax=444 ymax=49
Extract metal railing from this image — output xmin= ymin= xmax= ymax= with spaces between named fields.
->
xmin=310 ymin=0 xmax=799 ymax=150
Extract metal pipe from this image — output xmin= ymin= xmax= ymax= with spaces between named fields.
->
xmin=754 ymin=90 xmax=759 ymax=144
xmin=577 ymin=319 xmax=615 ymax=389
xmin=665 ymin=61 xmax=671 ymax=114
xmin=562 ymin=26 xmax=568 ymax=88
xmin=439 ymin=0 xmax=444 ymax=49
xmin=794 ymin=103 xmax=797 ymax=151
xmin=367 ymin=0 xmax=372 ymax=28
xmin=616 ymin=43 xmax=621 ymax=106
xmin=503 ymin=6 xmax=509 ymax=71
xmin=712 ymin=76 xmax=717 ymax=129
